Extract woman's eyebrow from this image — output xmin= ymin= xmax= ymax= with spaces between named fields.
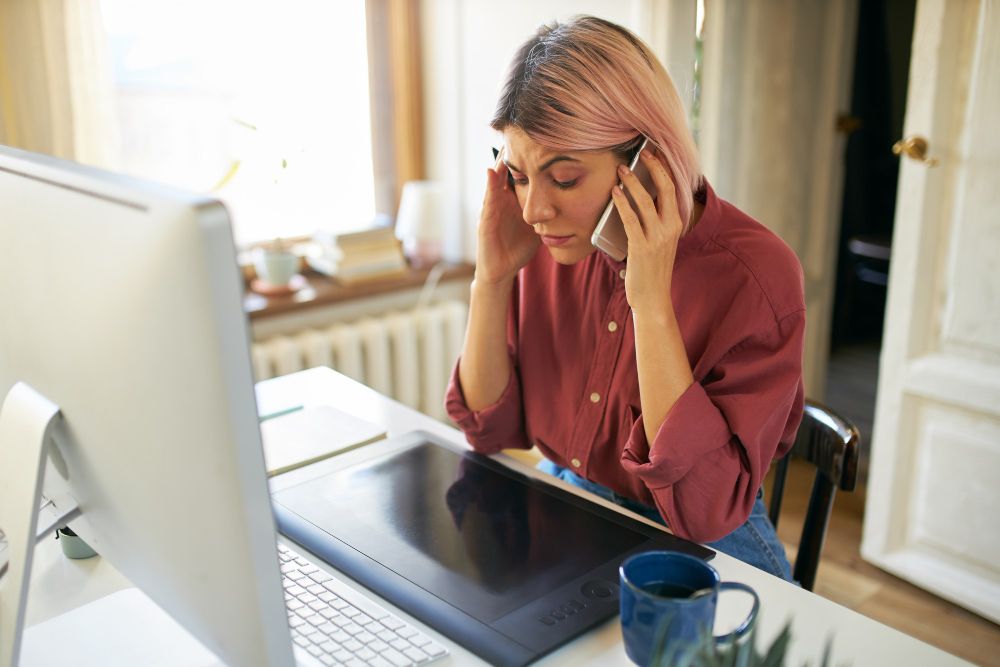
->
xmin=504 ymin=155 xmax=582 ymax=173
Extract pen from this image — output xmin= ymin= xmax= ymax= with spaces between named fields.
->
xmin=258 ymin=405 xmax=304 ymax=422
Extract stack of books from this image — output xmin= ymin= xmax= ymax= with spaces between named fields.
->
xmin=308 ymin=226 xmax=409 ymax=285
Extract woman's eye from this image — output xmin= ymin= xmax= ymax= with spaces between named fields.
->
xmin=554 ymin=179 xmax=577 ymax=190
xmin=513 ymin=177 xmax=529 ymax=186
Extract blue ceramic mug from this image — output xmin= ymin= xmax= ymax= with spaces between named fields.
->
xmin=619 ymin=551 xmax=759 ymax=666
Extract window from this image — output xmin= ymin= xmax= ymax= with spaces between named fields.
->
xmin=100 ymin=0 xmax=376 ymax=245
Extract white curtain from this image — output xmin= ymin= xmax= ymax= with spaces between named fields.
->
xmin=0 ymin=0 xmax=119 ymax=168
xmin=698 ymin=0 xmax=859 ymax=398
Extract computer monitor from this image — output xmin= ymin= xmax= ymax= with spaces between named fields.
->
xmin=0 ymin=145 xmax=294 ymax=666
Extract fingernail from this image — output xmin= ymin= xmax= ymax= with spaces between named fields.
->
xmin=618 ymin=164 xmax=628 ymax=176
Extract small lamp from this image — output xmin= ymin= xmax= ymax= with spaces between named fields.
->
xmin=395 ymin=181 xmax=444 ymax=268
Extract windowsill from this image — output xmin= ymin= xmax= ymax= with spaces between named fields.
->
xmin=243 ymin=262 xmax=475 ymax=320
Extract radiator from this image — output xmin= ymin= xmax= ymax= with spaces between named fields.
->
xmin=251 ymin=300 xmax=468 ymax=421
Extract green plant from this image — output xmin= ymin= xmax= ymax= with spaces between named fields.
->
xmin=649 ymin=620 xmax=835 ymax=667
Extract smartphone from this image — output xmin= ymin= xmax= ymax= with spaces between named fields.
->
xmin=591 ymin=136 xmax=654 ymax=261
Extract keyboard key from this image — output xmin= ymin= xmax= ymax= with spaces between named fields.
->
xmin=278 ymin=543 xmax=448 ymax=664
xmin=382 ymin=616 xmax=405 ymax=631
xmin=403 ymin=647 xmax=429 ymax=663
xmin=424 ymin=642 xmax=447 ymax=658
xmin=381 ymin=648 xmax=414 ymax=667
xmin=308 ymin=570 xmax=333 ymax=584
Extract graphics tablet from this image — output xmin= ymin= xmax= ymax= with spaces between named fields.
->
xmin=270 ymin=431 xmax=714 ymax=667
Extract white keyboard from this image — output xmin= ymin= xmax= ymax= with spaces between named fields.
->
xmin=278 ymin=543 xmax=450 ymax=667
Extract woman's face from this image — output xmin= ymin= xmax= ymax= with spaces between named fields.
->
xmin=502 ymin=127 xmax=624 ymax=265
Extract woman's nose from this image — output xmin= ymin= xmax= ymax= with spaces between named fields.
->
xmin=521 ymin=185 xmax=556 ymax=225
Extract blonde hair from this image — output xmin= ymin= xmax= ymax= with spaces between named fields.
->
xmin=492 ymin=16 xmax=703 ymax=226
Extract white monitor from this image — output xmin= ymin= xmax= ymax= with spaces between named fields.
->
xmin=0 ymin=145 xmax=295 ymax=666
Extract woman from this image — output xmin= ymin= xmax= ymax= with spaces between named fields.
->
xmin=445 ymin=16 xmax=804 ymax=580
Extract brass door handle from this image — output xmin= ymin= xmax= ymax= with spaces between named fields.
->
xmin=892 ymin=136 xmax=938 ymax=167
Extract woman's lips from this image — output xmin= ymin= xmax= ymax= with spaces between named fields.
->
xmin=540 ymin=234 xmax=574 ymax=247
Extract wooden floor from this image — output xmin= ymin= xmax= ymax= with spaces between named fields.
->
xmin=767 ymin=460 xmax=1000 ymax=666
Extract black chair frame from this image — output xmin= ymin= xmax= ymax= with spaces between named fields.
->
xmin=768 ymin=400 xmax=860 ymax=591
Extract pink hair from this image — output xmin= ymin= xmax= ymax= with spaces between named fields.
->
xmin=491 ymin=16 xmax=703 ymax=228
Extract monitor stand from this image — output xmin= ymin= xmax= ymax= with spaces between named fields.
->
xmin=0 ymin=382 xmax=80 ymax=667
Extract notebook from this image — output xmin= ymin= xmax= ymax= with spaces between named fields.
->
xmin=259 ymin=405 xmax=387 ymax=476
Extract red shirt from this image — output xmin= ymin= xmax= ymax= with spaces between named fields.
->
xmin=445 ymin=183 xmax=805 ymax=543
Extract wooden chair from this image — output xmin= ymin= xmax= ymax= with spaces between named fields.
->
xmin=768 ymin=400 xmax=861 ymax=591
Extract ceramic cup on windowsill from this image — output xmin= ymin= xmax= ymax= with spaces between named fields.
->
xmin=251 ymin=244 xmax=304 ymax=296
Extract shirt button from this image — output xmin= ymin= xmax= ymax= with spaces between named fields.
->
xmin=590 ymin=392 xmax=600 ymax=403
xmin=619 ymin=269 xmax=626 ymax=279
xmin=607 ymin=321 xmax=618 ymax=333
xmin=571 ymin=458 xmax=582 ymax=468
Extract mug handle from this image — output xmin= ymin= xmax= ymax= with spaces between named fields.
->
xmin=713 ymin=582 xmax=760 ymax=645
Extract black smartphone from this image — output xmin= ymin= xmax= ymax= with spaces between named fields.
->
xmin=591 ymin=136 xmax=654 ymax=261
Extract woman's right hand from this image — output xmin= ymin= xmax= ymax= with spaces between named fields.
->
xmin=475 ymin=151 xmax=540 ymax=286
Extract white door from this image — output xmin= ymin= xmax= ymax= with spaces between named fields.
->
xmin=861 ymin=0 xmax=1000 ymax=623
xmin=698 ymin=0 xmax=859 ymax=399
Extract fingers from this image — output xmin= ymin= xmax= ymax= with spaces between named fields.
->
xmin=639 ymin=149 xmax=677 ymax=219
xmin=610 ymin=185 xmax=645 ymax=243
xmin=618 ymin=162 xmax=658 ymax=231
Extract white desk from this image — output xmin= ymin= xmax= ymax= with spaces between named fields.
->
xmin=25 ymin=367 xmax=965 ymax=665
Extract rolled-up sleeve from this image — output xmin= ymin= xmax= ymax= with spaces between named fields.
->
xmin=620 ymin=309 xmax=805 ymax=543
xmin=444 ymin=353 xmax=530 ymax=454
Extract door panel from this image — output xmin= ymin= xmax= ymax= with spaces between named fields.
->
xmin=862 ymin=0 xmax=1000 ymax=623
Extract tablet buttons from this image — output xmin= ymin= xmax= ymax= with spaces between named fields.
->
xmin=581 ymin=580 xmax=615 ymax=599
xmin=538 ymin=599 xmax=588 ymax=626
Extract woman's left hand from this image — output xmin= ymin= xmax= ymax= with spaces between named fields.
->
xmin=611 ymin=149 xmax=684 ymax=316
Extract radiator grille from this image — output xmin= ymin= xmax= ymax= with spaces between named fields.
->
xmin=252 ymin=300 xmax=468 ymax=421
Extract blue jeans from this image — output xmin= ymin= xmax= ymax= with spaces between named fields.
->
xmin=537 ymin=460 xmax=794 ymax=582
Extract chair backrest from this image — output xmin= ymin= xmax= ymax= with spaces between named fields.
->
xmin=768 ymin=400 xmax=861 ymax=590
